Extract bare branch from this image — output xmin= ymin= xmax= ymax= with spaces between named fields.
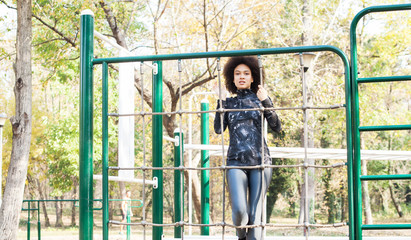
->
xmin=33 ymin=38 xmax=66 ymax=47
xmin=0 ymin=51 xmax=16 ymax=61
xmin=157 ymin=0 xmax=170 ymax=20
xmin=134 ymin=70 xmax=153 ymax=109
xmin=32 ymin=14 xmax=76 ymax=47
xmin=99 ymin=0 xmax=128 ymax=48
xmin=181 ymin=74 xmax=216 ymax=96
xmin=0 ymin=0 xmax=16 ymax=10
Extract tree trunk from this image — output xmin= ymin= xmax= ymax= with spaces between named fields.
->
xmin=71 ymin=184 xmax=77 ymax=226
xmin=389 ymin=182 xmax=403 ymax=218
xmin=36 ymin=179 xmax=50 ymax=227
xmin=184 ymin=167 xmax=202 ymax=223
xmin=361 ymin=159 xmax=373 ymax=224
xmin=119 ymin=181 xmax=126 ymax=202
xmin=0 ymin=1 xmax=32 ymax=239
xmin=340 ymin=180 xmax=347 ymax=222
xmin=388 ymin=160 xmax=403 ymax=218
xmin=55 ymin=197 xmax=63 ymax=227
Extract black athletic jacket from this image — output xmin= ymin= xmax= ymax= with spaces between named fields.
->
xmin=214 ymin=89 xmax=281 ymax=166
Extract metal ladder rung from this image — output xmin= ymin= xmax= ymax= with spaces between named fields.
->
xmin=360 ymin=174 xmax=411 ymax=181
xmin=362 ymin=223 xmax=411 ymax=230
xmin=358 ymin=125 xmax=411 ymax=132
xmin=357 ymin=75 xmax=411 ymax=83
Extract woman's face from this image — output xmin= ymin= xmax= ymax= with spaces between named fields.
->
xmin=234 ymin=64 xmax=253 ymax=90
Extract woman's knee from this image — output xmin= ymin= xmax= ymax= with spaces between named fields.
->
xmin=232 ymin=207 xmax=248 ymax=225
xmin=247 ymin=208 xmax=262 ymax=225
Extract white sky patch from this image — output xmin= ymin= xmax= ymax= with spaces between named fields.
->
xmin=0 ymin=4 xmax=17 ymax=40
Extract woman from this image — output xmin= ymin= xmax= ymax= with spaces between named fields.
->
xmin=214 ymin=56 xmax=281 ymax=240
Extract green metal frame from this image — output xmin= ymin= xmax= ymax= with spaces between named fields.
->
xmin=349 ymin=4 xmax=411 ymax=240
xmin=174 ymin=130 xmax=184 ymax=238
xmin=21 ymin=199 xmax=142 ymax=240
xmin=152 ymin=60 xmax=164 ymax=239
xmin=79 ymin=11 xmax=94 ymax=240
xmin=81 ymin=9 xmax=355 ymax=240
xmin=201 ymin=100 xmax=210 ymax=235
xmin=93 ymin=46 xmax=353 ymax=240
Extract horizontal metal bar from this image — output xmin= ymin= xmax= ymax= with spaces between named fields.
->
xmin=351 ymin=4 xmax=411 ymax=35
xmin=21 ymin=208 xmax=39 ymax=211
xmin=361 ymin=174 xmax=411 ymax=181
xmin=358 ymin=75 xmax=411 ymax=83
xmin=362 ymin=224 xmax=411 ymax=230
xmin=359 ymin=125 xmax=411 ymax=132
xmin=23 ymin=199 xmax=79 ymax=203
xmin=93 ymin=174 xmax=157 ymax=185
xmin=111 ymin=162 xmax=345 ymax=171
xmin=22 ymin=199 xmax=138 ymax=203
xmin=107 ymin=104 xmax=345 ymax=117
xmin=92 ymin=45 xmax=347 ymax=64
xmin=109 ymin=220 xmax=347 ymax=229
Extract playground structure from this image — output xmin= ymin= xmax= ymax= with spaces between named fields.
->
xmin=20 ymin=198 xmax=143 ymax=240
xmin=77 ymin=3 xmax=411 ymax=240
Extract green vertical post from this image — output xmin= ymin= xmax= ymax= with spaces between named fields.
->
xmin=174 ymin=129 xmax=184 ymax=238
xmin=79 ymin=9 xmax=94 ymax=240
xmin=152 ymin=61 xmax=163 ymax=240
xmin=102 ymin=62 xmax=109 ymax=240
xmin=200 ymin=99 xmax=210 ymax=235
xmin=37 ymin=201 xmax=41 ymax=240
xmin=350 ymin=13 xmax=362 ymax=240
xmin=127 ymin=209 xmax=131 ymax=240
xmin=27 ymin=202 xmax=30 ymax=240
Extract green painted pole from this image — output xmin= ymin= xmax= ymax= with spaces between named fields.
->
xmin=358 ymin=75 xmax=411 ymax=83
xmin=27 ymin=202 xmax=30 ymax=240
xmin=93 ymin=46 xmax=348 ymax=65
xmin=350 ymin=7 xmax=363 ymax=240
xmin=341 ymin=47 xmax=354 ymax=240
xmin=152 ymin=61 xmax=163 ymax=240
xmin=127 ymin=208 xmax=131 ymax=240
xmin=362 ymin=224 xmax=411 ymax=230
xmin=37 ymin=201 xmax=41 ymax=240
xmin=79 ymin=10 xmax=94 ymax=240
xmin=361 ymin=174 xmax=411 ymax=181
xmin=174 ymin=129 xmax=184 ymax=238
xmin=359 ymin=125 xmax=411 ymax=131
xmin=200 ymin=99 xmax=210 ymax=235
xmin=102 ymin=62 xmax=109 ymax=240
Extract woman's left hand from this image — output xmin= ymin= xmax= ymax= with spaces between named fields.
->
xmin=257 ymin=85 xmax=268 ymax=101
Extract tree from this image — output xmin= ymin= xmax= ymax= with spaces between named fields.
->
xmin=0 ymin=0 xmax=32 ymax=239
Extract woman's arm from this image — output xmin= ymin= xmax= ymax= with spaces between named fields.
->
xmin=214 ymin=100 xmax=228 ymax=134
xmin=257 ymin=85 xmax=281 ymax=133
xmin=261 ymin=98 xmax=282 ymax=133
xmin=213 ymin=83 xmax=229 ymax=134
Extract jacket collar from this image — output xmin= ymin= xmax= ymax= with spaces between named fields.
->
xmin=236 ymin=88 xmax=253 ymax=97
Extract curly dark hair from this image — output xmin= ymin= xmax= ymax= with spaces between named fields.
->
xmin=223 ymin=56 xmax=265 ymax=94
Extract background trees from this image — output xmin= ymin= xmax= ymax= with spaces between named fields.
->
xmin=0 ymin=0 xmax=32 ymax=239
xmin=0 ymin=0 xmax=409 ymax=237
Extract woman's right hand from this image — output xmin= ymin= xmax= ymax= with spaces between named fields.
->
xmin=213 ymin=82 xmax=227 ymax=100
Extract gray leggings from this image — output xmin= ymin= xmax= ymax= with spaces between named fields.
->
xmin=227 ymin=168 xmax=273 ymax=240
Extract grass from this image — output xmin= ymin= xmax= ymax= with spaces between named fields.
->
xmin=17 ymin=215 xmax=411 ymax=240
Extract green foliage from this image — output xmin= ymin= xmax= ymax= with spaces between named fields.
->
xmin=1 ymin=0 xmax=409 ymax=231
xmin=267 ymin=158 xmax=298 ymax=221
xmin=44 ymin=108 xmax=79 ymax=196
